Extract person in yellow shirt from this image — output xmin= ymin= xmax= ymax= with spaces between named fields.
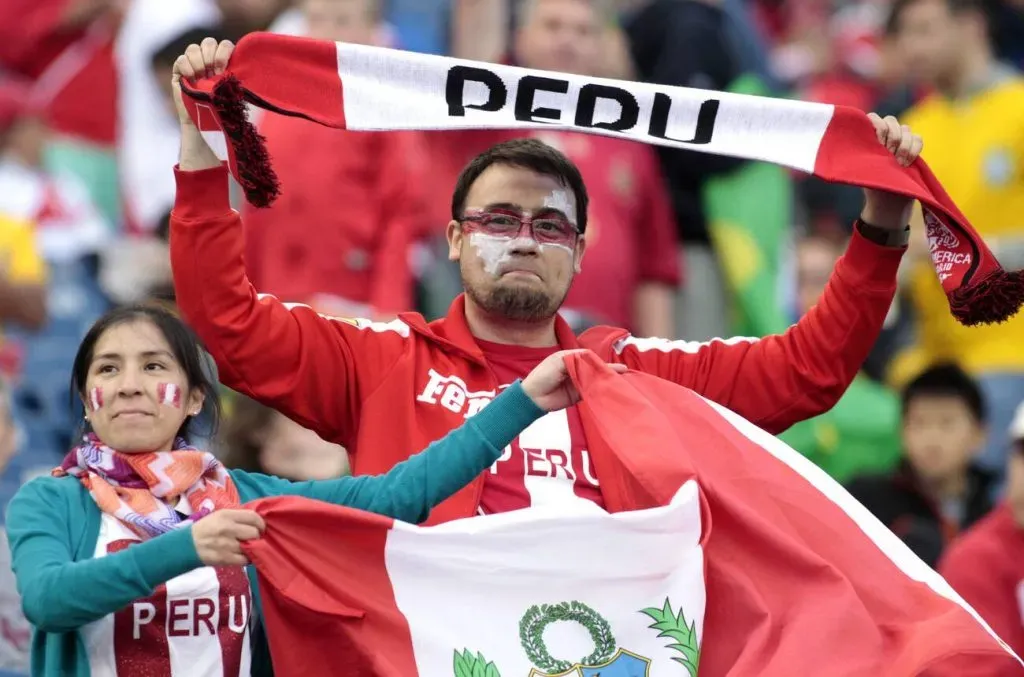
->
xmin=889 ymin=0 xmax=1024 ymax=494
xmin=0 ymin=85 xmax=48 ymax=335
xmin=0 ymin=213 xmax=47 ymax=379
xmin=0 ymin=214 xmax=47 ymax=329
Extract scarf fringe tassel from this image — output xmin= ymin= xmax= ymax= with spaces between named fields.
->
xmin=213 ymin=75 xmax=280 ymax=207
xmin=950 ymin=268 xmax=1024 ymax=326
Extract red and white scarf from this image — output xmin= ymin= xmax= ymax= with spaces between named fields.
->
xmin=180 ymin=32 xmax=1024 ymax=327
xmin=54 ymin=434 xmax=240 ymax=539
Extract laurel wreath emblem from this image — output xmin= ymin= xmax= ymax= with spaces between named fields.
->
xmin=518 ymin=601 xmax=616 ymax=673
xmin=453 ymin=597 xmax=699 ymax=677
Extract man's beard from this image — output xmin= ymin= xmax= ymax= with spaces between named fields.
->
xmin=464 ymin=277 xmax=565 ymax=322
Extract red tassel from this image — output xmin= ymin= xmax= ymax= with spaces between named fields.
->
xmin=212 ymin=75 xmax=280 ymax=207
xmin=949 ymin=268 xmax=1024 ymax=326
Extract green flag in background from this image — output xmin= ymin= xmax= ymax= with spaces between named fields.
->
xmin=703 ymin=74 xmax=901 ymax=484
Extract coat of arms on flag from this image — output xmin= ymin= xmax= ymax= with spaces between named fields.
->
xmin=453 ymin=598 xmax=700 ymax=677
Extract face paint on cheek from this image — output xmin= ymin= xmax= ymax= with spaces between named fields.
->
xmin=470 ymin=233 xmax=527 ymax=275
xmin=88 ymin=387 xmax=104 ymax=412
xmin=469 ymin=232 xmax=575 ymax=276
xmin=542 ymin=189 xmax=577 ymax=225
xmin=538 ymin=242 xmax=574 ymax=257
xmin=157 ymin=383 xmax=182 ymax=409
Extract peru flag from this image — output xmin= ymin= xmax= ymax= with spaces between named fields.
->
xmin=243 ymin=354 xmax=1021 ymax=677
xmin=158 ymin=383 xmax=181 ymax=408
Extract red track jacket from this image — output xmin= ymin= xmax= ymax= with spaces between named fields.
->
xmin=170 ymin=165 xmax=905 ymax=525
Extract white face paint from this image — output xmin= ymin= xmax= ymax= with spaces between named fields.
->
xmin=542 ymin=189 xmax=577 ymax=225
xmin=469 ymin=233 xmax=573 ymax=276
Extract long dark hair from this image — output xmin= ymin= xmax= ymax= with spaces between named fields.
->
xmin=69 ymin=304 xmax=222 ymax=443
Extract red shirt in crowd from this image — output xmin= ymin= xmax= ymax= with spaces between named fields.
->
xmin=476 ymin=339 xmax=602 ymax=515
xmin=426 ymin=129 xmax=681 ymax=330
xmin=243 ymin=114 xmax=430 ymax=315
xmin=938 ymin=504 xmax=1024 ymax=670
xmin=0 ymin=0 xmax=118 ymax=146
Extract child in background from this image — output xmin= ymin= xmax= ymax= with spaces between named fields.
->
xmin=938 ymin=402 xmax=1024 ymax=671
xmin=846 ymin=364 xmax=993 ymax=567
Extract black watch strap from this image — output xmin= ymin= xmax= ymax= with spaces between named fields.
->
xmin=855 ymin=219 xmax=910 ymax=248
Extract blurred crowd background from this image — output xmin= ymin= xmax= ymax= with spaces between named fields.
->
xmin=0 ymin=0 xmax=1023 ymax=672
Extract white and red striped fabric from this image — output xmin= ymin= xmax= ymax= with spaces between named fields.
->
xmin=88 ymin=386 xmax=103 ymax=413
xmin=82 ymin=509 xmax=252 ymax=676
xmin=242 ymin=353 xmax=1023 ymax=677
xmin=158 ymin=382 xmax=182 ymax=408
xmin=180 ymin=32 xmax=1023 ymax=326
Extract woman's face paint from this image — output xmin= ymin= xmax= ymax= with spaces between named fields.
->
xmin=88 ymin=387 xmax=103 ymax=413
xmin=157 ymin=383 xmax=182 ymax=408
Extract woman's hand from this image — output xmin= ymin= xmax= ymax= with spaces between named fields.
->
xmin=191 ymin=509 xmax=265 ymax=567
xmin=521 ymin=350 xmax=627 ymax=412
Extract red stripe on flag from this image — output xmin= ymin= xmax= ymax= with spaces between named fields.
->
xmin=214 ymin=565 xmax=250 ymax=677
xmin=244 ymin=498 xmax=416 ymax=676
xmin=109 ymin=539 xmax=172 ymax=677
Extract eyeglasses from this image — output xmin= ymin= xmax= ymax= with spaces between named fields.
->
xmin=460 ymin=208 xmax=580 ymax=247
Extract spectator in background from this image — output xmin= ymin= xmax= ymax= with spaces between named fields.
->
xmin=0 ymin=0 xmax=124 ymax=225
xmin=0 ymin=88 xmax=48 ymax=344
xmin=987 ymin=0 xmax=1024 ymax=69
xmin=888 ymin=0 xmax=1024 ymax=492
xmin=436 ymin=0 xmax=681 ymax=336
xmin=620 ymin=0 xmax=743 ymax=341
xmin=0 ymin=378 xmax=31 ymax=676
xmin=242 ymin=0 xmax=431 ymax=320
xmin=939 ymin=401 xmax=1024 ymax=668
xmin=117 ymin=0 xmax=290 ymax=234
xmin=0 ymin=80 xmax=111 ymax=467
xmin=0 ymin=0 xmax=121 ymax=148
xmin=846 ymin=364 xmax=993 ymax=567
xmin=221 ymin=396 xmax=349 ymax=481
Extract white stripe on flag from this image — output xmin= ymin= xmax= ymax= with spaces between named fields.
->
xmin=162 ymin=383 xmax=180 ymax=406
xmin=703 ymin=397 xmax=1023 ymax=664
xmin=384 ymin=481 xmax=705 ymax=676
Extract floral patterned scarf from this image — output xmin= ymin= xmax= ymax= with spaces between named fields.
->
xmin=53 ymin=433 xmax=240 ymax=539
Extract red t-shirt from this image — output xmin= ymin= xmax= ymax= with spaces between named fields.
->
xmin=426 ymin=129 xmax=681 ymax=330
xmin=476 ymin=339 xmax=603 ymax=514
xmin=938 ymin=503 xmax=1024 ymax=671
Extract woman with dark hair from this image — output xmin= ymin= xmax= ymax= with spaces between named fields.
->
xmin=5 ymin=303 xmax=610 ymax=676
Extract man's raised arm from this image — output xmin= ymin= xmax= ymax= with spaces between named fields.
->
xmin=608 ymin=114 xmax=923 ymax=434
xmin=169 ymin=38 xmax=408 ymax=447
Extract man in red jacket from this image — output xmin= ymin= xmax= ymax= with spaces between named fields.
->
xmin=938 ymin=403 xmax=1024 ymax=669
xmin=168 ymin=38 xmax=922 ymax=523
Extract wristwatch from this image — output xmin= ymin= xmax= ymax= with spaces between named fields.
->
xmin=855 ymin=219 xmax=911 ymax=248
